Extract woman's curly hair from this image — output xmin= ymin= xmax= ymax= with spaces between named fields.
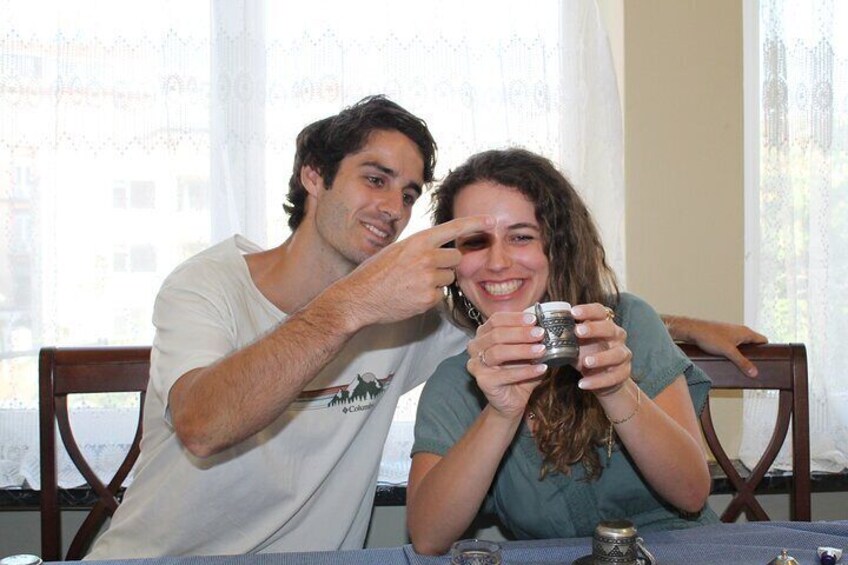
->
xmin=431 ymin=148 xmax=620 ymax=480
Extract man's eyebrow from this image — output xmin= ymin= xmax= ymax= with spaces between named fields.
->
xmin=361 ymin=161 xmax=422 ymax=196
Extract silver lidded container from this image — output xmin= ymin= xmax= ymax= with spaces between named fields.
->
xmin=528 ymin=301 xmax=579 ymax=366
xmin=573 ymin=519 xmax=656 ymax=565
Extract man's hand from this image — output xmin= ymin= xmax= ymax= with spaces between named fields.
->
xmin=334 ymin=216 xmax=495 ymax=329
xmin=663 ymin=315 xmax=768 ymax=377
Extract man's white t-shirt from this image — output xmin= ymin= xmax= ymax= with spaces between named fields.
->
xmin=85 ymin=236 xmax=467 ymax=559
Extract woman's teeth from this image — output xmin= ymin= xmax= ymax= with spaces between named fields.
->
xmin=482 ymin=280 xmax=522 ymax=296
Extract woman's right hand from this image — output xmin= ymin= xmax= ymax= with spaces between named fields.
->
xmin=409 ymin=312 xmax=545 ymax=555
xmin=466 ymin=311 xmax=549 ymax=419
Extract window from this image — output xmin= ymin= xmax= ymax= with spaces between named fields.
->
xmin=112 ymin=182 xmax=128 ymax=209
xmin=0 ymin=0 xmax=622 ymax=490
xmin=129 ymin=245 xmax=156 ymax=273
xmin=742 ymin=0 xmax=848 ymax=472
xmin=177 ymin=176 xmax=209 ymax=212
xmin=129 ymin=181 xmax=155 ymax=209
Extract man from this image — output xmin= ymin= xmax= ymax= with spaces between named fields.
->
xmin=86 ymin=96 xmax=764 ymax=559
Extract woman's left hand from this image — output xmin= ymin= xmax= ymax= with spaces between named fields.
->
xmin=571 ymin=303 xmax=633 ymax=396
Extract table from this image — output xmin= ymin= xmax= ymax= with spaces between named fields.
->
xmin=77 ymin=521 xmax=848 ymax=565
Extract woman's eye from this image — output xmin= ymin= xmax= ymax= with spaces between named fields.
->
xmin=512 ymin=234 xmax=535 ymax=243
xmin=367 ymin=176 xmax=384 ymax=187
xmin=457 ymin=236 xmax=489 ymax=251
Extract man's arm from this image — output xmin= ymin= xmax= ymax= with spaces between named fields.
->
xmin=169 ymin=216 xmax=493 ymax=458
xmin=661 ymin=315 xmax=768 ymax=377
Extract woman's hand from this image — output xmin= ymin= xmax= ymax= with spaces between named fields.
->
xmin=466 ymin=311 xmax=548 ymax=419
xmin=571 ymin=303 xmax=633 ymax=396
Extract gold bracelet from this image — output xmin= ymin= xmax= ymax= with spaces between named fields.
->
xmin=608 ymin=386 xmax=642 ymax=425
xmin=605 ymin=386 xmax=642 ymax=459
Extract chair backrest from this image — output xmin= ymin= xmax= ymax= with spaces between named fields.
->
xmin=39 ymin=346 xmax=151 ymax=561
xmin=679 ymin=342 xmax=810 ymax=522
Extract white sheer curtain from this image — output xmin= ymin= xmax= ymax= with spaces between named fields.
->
xmin=0 ymin=0 xmax=623 ymax=489
xmin=742 ymin=0 xmax=848 ymax=473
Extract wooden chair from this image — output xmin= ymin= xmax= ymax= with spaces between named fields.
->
xmin=680 ymin=343 xmax=811 ymax=522
xmin=39 ymin=346 xmax=151 ymax=561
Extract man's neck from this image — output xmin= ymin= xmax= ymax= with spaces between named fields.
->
xmin=245 ymin=227 xmax=354 ymax=314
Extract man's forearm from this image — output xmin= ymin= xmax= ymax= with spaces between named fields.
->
xmin=169 ymin=283 xmax=367 ymax=458
xmin=169 ymin=215 xmax=494 ymax=457
xmin=661 ymin=314 xmax=694 ymax=342
xmin=659 ymin=314 xmax=768 ymax=377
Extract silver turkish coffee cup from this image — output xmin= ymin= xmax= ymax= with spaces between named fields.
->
xmin=590 ymin=520 xmax=656 ymax=565
xmin=525 ymin=301 xmax=579 ymax=367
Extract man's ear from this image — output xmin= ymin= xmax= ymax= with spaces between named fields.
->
xmin=301 ymin=165 xmax=323 ymax=197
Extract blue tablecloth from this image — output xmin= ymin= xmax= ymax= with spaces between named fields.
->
xmin=409 ymin=521 xmax=848 ymax=564
xmin=81 ymin=521 xmax=848 ymax=565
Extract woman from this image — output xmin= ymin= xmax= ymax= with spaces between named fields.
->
xmin=407 ymin=149 xmax=718 ymax=555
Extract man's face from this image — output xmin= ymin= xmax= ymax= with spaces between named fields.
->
xmin=309 ymin=129 xmax=425 ymax=267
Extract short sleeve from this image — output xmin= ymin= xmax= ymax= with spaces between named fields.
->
xmin=412 ymin=352 xmax=486 ymax=457
xmin=618 ymin=293 xmax=711 ymax=411
xmin=150 ymin=270 xmax=237 ymax=421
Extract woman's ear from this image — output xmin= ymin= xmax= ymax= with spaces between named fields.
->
xmin=300 ymin=165 xmax=323 ymax=196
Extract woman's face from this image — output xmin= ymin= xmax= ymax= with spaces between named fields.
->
xmin=453 ymin=181 xmax=550 ymax=319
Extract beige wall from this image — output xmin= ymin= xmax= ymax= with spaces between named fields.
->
xmin=624 ymin=0 xmax=744 ymax=322
xmin=597 ymin=0 xmax=745 ymax=315
xmin=598 ymin=0 xmax=746 ymax=455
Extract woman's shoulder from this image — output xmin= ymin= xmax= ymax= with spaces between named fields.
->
xmin=616 ymin=292 xmax=655 ymax=316
xmin=418 ymin=349 xmax=486 ymax=425
xmin=614 ymin=292 xmax=664 ymax=331
xmin=425 ymin=350 xmax=474 ymax=390
xmin=614 ymin=293 xmax=696 ymax=397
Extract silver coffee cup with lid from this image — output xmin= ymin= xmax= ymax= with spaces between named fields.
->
xmin=573 ymin=519 xmax=656 ymax=565
xmin=525 ymin=301 xmax=579 ymax=366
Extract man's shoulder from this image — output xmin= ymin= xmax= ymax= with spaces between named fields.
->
xmin=162 ymin=235 xmax=260 ymax=290
xmin=410 ymin=309 xmax=470 ymax=354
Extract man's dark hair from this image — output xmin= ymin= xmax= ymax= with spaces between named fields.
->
xmin=283 ymin=95 xmax=437 ymax=230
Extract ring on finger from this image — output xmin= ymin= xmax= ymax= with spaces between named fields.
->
xmin=604 ymin=306 xmax=615 ymax=321
xmin=478 ymin=349 xmax=491 ymax=368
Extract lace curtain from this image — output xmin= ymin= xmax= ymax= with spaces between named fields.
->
xmin=0 ymin=0 xmax=623 ymax=489
xmin=741 ymin=0 xmax=848 ymax=472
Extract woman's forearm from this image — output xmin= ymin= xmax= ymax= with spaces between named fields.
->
xmin=596 ymin=378 xmax=712 ymax=513
xmin=407 ymin=406 xmax=521 ymax=555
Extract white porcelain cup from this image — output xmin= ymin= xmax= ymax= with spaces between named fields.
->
xmin=524 ymin=301 xmax=579 ymax=366
xmin=0 ymin=555 xmax=43 ymax=565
